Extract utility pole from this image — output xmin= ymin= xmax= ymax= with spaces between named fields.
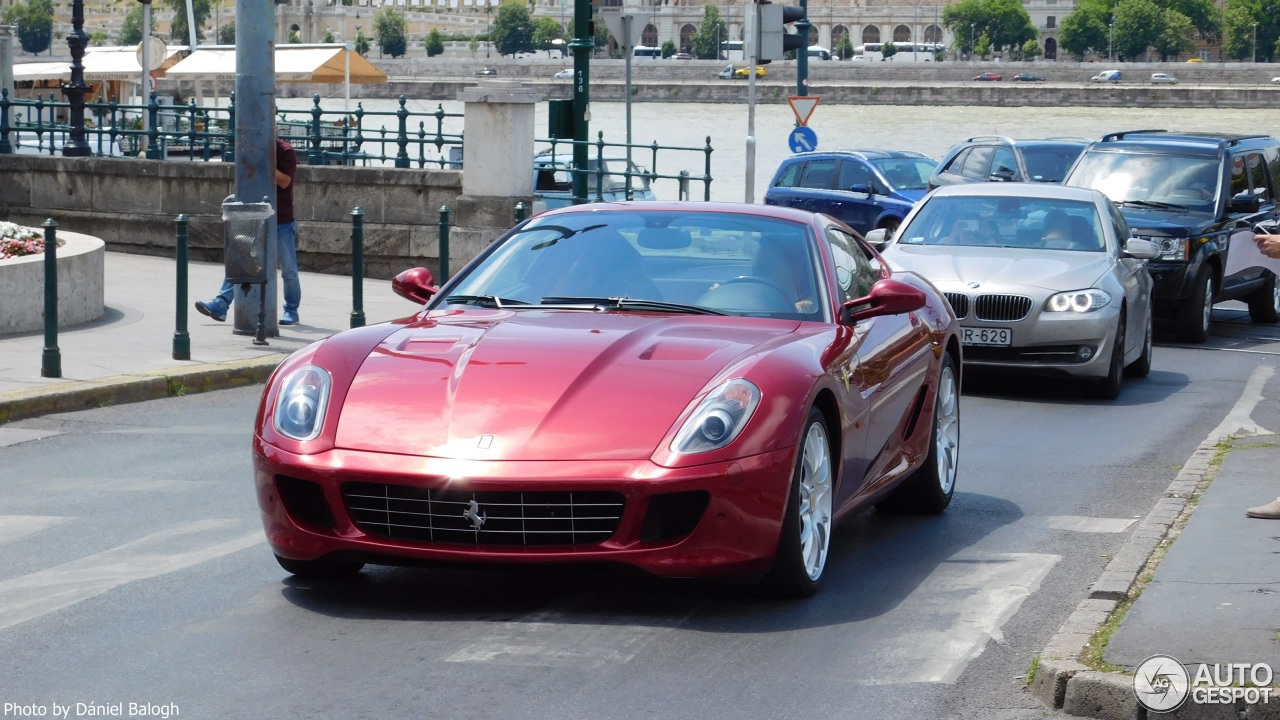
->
xmin=233 ymin=0 xmax=278 ymax=335
xmin=795 ymin=0 xmax=809 ymax=96
xmin=1252 ymin=22 xmax=1258 ymax=63
xmin=569 ymin=0 xmax=592 ymax=203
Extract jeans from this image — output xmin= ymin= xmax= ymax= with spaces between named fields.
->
xmin=211 ymin=222 xmax=300 ymax=314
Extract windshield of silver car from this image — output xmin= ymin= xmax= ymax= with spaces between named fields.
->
xmin=896 ymin=196 xmax=1107 ymax=252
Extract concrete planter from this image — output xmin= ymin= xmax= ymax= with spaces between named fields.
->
xmin=0 ymin=230 xmax=105 ymax=335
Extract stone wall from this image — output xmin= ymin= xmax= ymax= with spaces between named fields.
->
xmin=0 ymin=154 xmax=528 ymax=280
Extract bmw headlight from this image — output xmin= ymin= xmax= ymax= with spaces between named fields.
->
xmin=671 ymin=379 xmax=761 ymax=455
xmin=1045 ymin=289 xmax=1112 ymax=313
xmin=274 ymin=365 xmax=332 ymax=441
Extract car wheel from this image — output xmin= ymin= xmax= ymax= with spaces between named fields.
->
xmin=1246 ymin=270 xmax=1280 ymax=324
xmin=876 ymin=353 xmax=959 ymax=515
xmin=1174 ymin=267 xmax=1214 ymax=343
xmin=274 ymin=553 xmax=364 ymax=579
xmin=879 ymin=217 xmax=901 ymax=235
xmin=1091 ymin=311 xmax=1126 ymax=400
xmin=1125 ymin=308 xmax=1153 ymax=378
xmin=760 ymin=407 xmax=834 ymax=599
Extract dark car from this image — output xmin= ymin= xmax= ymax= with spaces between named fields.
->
xmin=764 ymin=149 xmax=938 ymax=235
xmin=1012 ymin=72 xmax=1046 ymax=81
xmin=973 ymin=73 xmax=1002 ymax=81
xmin=475 ymin=67 xmax=498 ymax=76
xmin=1064 ymin=130 xmax=1280 ymax=342
xmin=928 ymin=136 xmax=1090 ymax=190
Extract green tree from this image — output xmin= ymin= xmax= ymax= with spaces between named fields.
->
xmin=975 ymin=31 xmax=991 ymax=57
xmin=288 ymin=29 xmax=301 ymax=44
xmin=691 ymin=5 xmax=725 ymax=59
xmin=882 ymin=40 xmax=899 ymax=58
xmin=1022 ymin=37 xmax=1042 ymax=58
xmin=1154 ymin=8 xmax=1196 ymax=59
xmin=323 ymin=29 xmax=335 ymax=43
xmin=490 ymin=2 xmax=533 ymax=56
xmin=118 ymin=3 xmax=144 ymax=46
xmin=1164 ymin=0 xmax=1221 ymax=44
xmin=1057 ymin=0 xmax=1110 ymax=60
xmin=425 ymin=27 xmax=445 ymax=56
xmin=355 ymin=29 xmax=371 ymax=56
xmin=1222 ymin=0 xmax=1277 ymax=62
xmin=943 ymin=0 xmax=1036 ymax=57
xmin=592 ymin=15 xmax=608 ymax=55
xmin=468 ymin=35 xmax=480 ymax=55
xmin=218 ymin=20 xmax=235 ymax=45
xmin=89 ymin=30 xmax=108 ymax=46
xmin=1113 ymin=0 xmax=1164 ymax=60
xmin=532 ymin=16 xmax=562 ymax=55
xmin=167 ymin=0 xmax=211 ymax=44
xmin=835 ymin=33 xmax=854 ymax=59
xmin=374 ymin=6 xmax=408 ymax=58
xmin=660 ymin=38 xmax=676 ymax=58
xmin=2 ymin=0 xmax=54 ymax=55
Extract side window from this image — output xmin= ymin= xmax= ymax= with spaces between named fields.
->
xmin=1246 ymin=152 xmax=1271 ymax=203
xmin=991 ymin=147 xmax=1019 ymax=180
xmin=827 ymin=227 xmax=878 ymax=303
xmin=961 ymin=146 xmax=996 ymax=179
xmin=775 ymin=161 xmax=805 ymax=188
xmin=942 ymin=148 xmax=971 ymax=175
xmin=839 ymin=159 xmax=872 ymax=190
xmin=1230 ymin=154 xmax=1249 ymax=197
xmin=801 ymin=160 xmax=840 ymax=190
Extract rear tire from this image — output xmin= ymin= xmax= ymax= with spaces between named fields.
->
xmin=760 ymin=408 xmax=834 ymax=599
xmin=1174 ymin=268 xmax=1214 ymax=343
xmin=1125 ymin=308 xmax=1153 ymax=378
xmin=1247 ymin=271 xmax=1280 ymax=324
xmin=876 ymin=353 xmax=959 ymax=515
xmin=275 ymin=554 xmax=364 ymax=579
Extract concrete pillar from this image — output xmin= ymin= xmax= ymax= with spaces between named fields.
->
xmin=0 ymin=26 xmax=12 ymax=143
xmin=457 ymin=80 xmax=538 ymax=198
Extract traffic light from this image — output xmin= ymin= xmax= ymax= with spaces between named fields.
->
xmin=752 ymin=1 xmax=806 ymax=63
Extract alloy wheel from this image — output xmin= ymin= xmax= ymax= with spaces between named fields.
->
xmin=934 ymin=364 xmax=960 ymax=495
xmin=798 ymin=422 xmax=833 ymax=581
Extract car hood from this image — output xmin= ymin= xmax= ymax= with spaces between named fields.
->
xmin=1114 ymin=212 xmax=1199 ymax=237
xmin=885 ymin=245 xmax=1111 ymax=292
xmin=333 ymin=309 xmax=798 ymax=461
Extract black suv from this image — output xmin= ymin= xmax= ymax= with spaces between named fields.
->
xmin=928 ymin=136 xmax=1089 ymax=190
xmin=1064 ymin=130 xmax=1280 ymax=342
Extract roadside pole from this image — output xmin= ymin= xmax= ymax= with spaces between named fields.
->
xmin=744 ymin=0 xmax=758 ymax=203
xmin=233 ymin=0 xmax=277 ymax=335
xmin=140 ymin=0 xmax=151 ymax=156
xmin=0 ymin=26 xmax=12 ymax=153
xmin=569 ymin=0 xmax=592 ymax=203
xmin=795 ymin=0 xmax=809 ymax=97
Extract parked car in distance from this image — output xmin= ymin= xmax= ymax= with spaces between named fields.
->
xmin=764 ymin=149 xmax=938 ymax=235
xmin=1012 ymin=73 xmax=1046 ymax=82
xmin=873 ymin=183 xmax=1158 ymax=399
xmin=533 ymin=151 xmax=657 ymax=211
xmin=475 ymin=67 xmax=497 ymax=77
xmin=1089 ymin=70 xmax=1122 ymax=83
xmin=674 ymin=52 xmax=694 ymax=60
xmin=1063 ymin=130 xmax=1280 ymax=342
xmin=255 ymin=201 xmax=963 ymax=598
xmin=973 ymin=72 xmax=1002 ymax=81
xmin=553 ymin=68 xmax=574 ymax=79
xmin=1186 ymin=57 xmax=1205 ymax=62
xmin=929 ymin=136 xmax=1090 ymax=190
xmin=1272 ymin=77 xmax=1280 ymax=85
xmin=1150 ymin=72 xmax=1178 ymax=84
xmin=720 ymin=64 xmax=767 ymax=79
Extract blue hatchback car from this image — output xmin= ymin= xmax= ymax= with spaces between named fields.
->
xmin=763 ymin=150 xmax=938 ymax=235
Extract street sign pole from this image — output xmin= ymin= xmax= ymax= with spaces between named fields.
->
xmin=796 ymin=0 xmax=809 ymax=97
xmin=569 ymin=0 xmax=592 ymax=203
xmin=744 ymin=0 xmax=758 ymax=203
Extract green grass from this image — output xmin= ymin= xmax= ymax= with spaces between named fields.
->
xmin=1026 ymin=655 xmax=1040 ymax=686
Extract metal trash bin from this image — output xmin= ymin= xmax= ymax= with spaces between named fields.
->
xmin=221 ymin=196 xmax=275 ymax=344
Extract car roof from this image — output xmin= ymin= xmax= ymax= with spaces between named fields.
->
xmin=783 ymin=149 xmax=932 ymax=162
xmin=928 ymin=182 xmax=1105 ymax=202
xmin=956 ymin=135 xmax=1090 ymax=148
xmin=534 ymin=200 xmax=824 ymax=225
xmin=1090 ymin=130 xmax=1276 ymax=153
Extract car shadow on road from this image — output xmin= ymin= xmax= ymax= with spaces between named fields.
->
xmin=961 ymin=368 xmax=1190 ymax=405
xmin=277 ymin=490 xmax=1025 ymax=633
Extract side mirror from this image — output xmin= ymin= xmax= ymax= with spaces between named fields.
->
xmin=1122 ymin=237 xmax=1160 ymax=260
xmin=392 ymin=267 xmax=438 ymax=305
xmin=990 ymin=167 xmax=1017 ymax=182
xmin=1229 ymin=193 xmax=1261 ymax=214
xmin=849 ymin=182 xmax=873 ymax=195
xmin=841 ymin=278 xmax=927 ymax=325
xmin=863 ymin=227 xmax=891 ymax=251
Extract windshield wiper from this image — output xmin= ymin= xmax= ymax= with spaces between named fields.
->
xmin=540 ymin=296 xmax=727 ymax=316
xmin=1119 ymin=199 xmax=1187 ymax=211
xmin=443 ymin=294 xmax=532 ymax=308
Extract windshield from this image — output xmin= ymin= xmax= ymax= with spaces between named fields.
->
xmin=1021 ymin=145 xmax=1086 ymax=183
xmin=443 ymin=211 xmax=827 ymax=321
xmin=895 ymin=195 xmax=1107 ymax=252
xmin=870 ymin=158 xmax=937 ymax=191
xmin=1066 ymin=151 xmax=1220 ymax=214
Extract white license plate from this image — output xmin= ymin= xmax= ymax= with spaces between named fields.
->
xmin=961 ymin=327 xmax=1012 ymax=346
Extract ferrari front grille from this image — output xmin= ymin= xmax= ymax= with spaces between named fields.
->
xmin=342 ymin=482 xmax=625 ymax=547
xmin=974 ymin=294 xmax=1033 ymax=322
xmin=943 ymin=292 xmax=970 ymax=319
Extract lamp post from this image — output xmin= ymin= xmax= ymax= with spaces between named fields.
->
xmin=1108 ymin=18 xmax=1114 ymax=63
xmin=486 ymin=2 xmax=492 ymax=58
xmin=60 ymin=0 xmax=91 ymax=156
xmin=1252 ymin=22 xmax=1258 ymax=63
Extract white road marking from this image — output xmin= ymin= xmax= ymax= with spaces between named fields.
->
xmin=0 ymin=428 xmax=65 ymax=448
xmin=0 ymin=516 xmax=73 ymax=548
xmin=0 ymin=519 xmax=262 ymax=633
xmin=1045 ymin=516 xmax=1137 ymax=533
xmin=857 ymin=552 xmax=1061 ymax=685
xmin=1205 ymin=364 xmax=1274 ymax=441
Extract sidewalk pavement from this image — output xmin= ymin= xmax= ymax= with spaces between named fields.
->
xmin=0 ymin=251 xmax=418 ymax=423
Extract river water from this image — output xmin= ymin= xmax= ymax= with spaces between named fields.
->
xmin=276 ymin=95 xmax=1280 ymax=204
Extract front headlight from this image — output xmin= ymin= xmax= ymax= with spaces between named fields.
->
xmin=1045 ymin=289 xmax=1112 ymax=313
xmin=1148 ymin=236 xmax=1188 ymax=261
xmin=273 ymin=365 xmax=332 ymax=441
xmin=670 ymin=379 xmax=761 ymax=456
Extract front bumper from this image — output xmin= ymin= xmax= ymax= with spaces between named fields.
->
xmin=959 ymin=304 xmax=1122 ymax=378
xmin=254 ymin=438 xmax=795 ymax=577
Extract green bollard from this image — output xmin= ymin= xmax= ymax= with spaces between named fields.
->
xmin=350 ymin=207 xmax=366 ymax=328
xmin=514 ymin=202 xmax=528 ymax=224
xmin=438 ymin=205 xmax=451 ymax=283
xmin=41 ymin=219 xmax=61 ymax=378
xmin=173 ymin=215 xmax=191 ymax=360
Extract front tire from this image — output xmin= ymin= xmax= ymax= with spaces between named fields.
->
xmin=275 ymin=554 xmax=365 ymax=579
xmin=1247 ymin=271 xmax=1280 ymax=324
xmin=1125 ymin=308 xmax=1153 ymax=378
xmin=1175 ymin=267 xmax=1214 ymax=343
xmin=877 ymin=353 xmax=959 ymax=514
xmin=1090 ymin=311 xmax=1126 ymax=400
xmin=760 ymin=408 xmax=834 ymax=599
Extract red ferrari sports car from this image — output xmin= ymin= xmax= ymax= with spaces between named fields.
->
xmin=254 ymin=202 xmax=961 ymax=597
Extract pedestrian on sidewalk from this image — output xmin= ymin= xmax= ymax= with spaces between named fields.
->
xmin=1254 ymin=231 xmax=1280 ymax=260
xmin=1244 ymin=230 xmax=1280 ymax=519
xmin=195 ymin=136 xmax=301 ymax=325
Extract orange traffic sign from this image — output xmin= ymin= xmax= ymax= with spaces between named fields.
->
xmin=788 ymin=96 xmax=820 ymax=126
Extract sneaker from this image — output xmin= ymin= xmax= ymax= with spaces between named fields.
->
xmin=194 ymin=300 xmax=226 ymax=322
xmin=280 ymin=311 xmax=299 ymax=326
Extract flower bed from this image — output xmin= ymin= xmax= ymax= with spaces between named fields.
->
xmin=0 ymin=222 xmax=47 ymax=259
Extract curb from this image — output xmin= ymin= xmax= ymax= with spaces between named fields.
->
xmin=0 ymin=355 xmax=284 ymax=425
xmin=1029 ymin=438 xmax=1277 ymax=719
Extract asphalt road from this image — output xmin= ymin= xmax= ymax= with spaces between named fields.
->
xmin=1 ymin=306 xmax=1278 ymax=720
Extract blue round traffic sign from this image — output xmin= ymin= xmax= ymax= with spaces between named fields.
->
xmin=788 ymin=126 xmax=818 ymax=153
